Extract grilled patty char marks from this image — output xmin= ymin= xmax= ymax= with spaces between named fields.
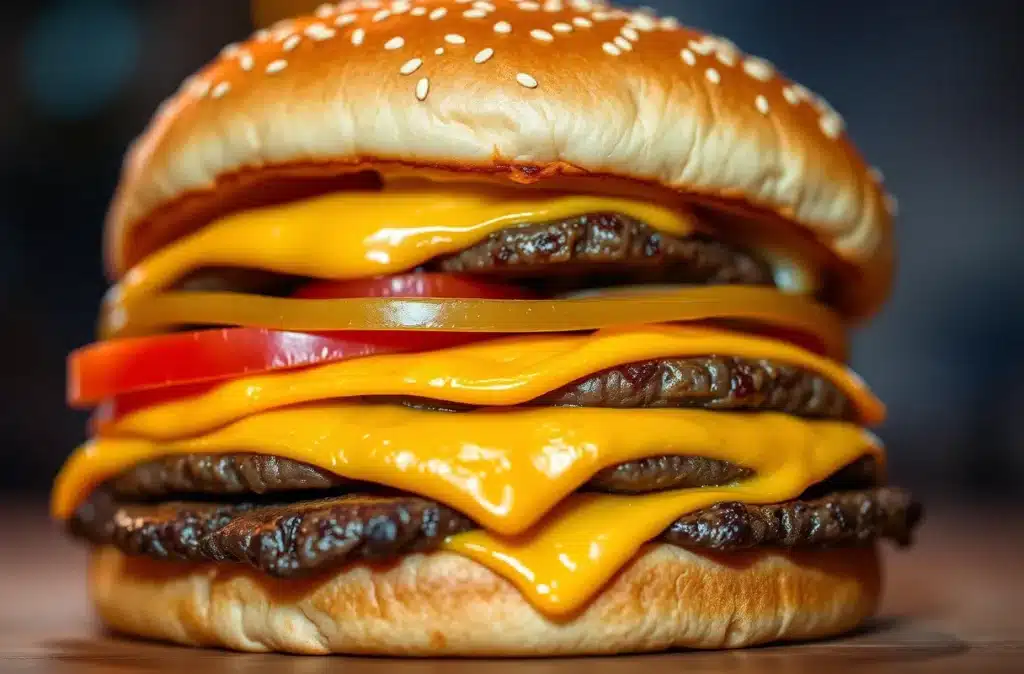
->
xmin=376 ymin=356 xmax=853 ymax=418
xmin=433 ymin=213 xmax=775 ymax=290
xmin=71 ymin=484 xmax=921 ymax=576
xmin=531 ymin=357 xmax=851 ymax=417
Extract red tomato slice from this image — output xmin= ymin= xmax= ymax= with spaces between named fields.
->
xmin=293 ymin=273 xmax=533 ymax=300
xmin=68 ymin=329 xmax=480 ymax=408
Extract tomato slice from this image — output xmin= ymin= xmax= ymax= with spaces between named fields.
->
xmin=293 ymin=273 xmax=533 ymax=300
xmin=68 ymin=329 xmax=480 ymax=408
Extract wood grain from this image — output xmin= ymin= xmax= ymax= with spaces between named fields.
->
xmin=2 ymin=502 xmax=1021 ymax=673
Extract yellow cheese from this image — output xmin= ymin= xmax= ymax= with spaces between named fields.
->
xmin=103 ymin=325 xmax=883 ymax=439
xmin=110 ymin=186 xmax=698 ymax=312
xmin=53 ymin=404 xmax=879 ymax=615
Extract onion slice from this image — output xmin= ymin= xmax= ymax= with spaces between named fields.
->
xmin=100 ymin=286 xmax=848 ymax=360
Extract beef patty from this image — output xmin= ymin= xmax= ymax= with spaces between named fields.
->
xmin=433 ymin=213 xmax=775 ymax=292
xmin=107 ymin=453 xmax=877 ymax=500
xmin=71 ymin=485 xmax=921 ymax=577
xmin=377 ymin=355 xmax=852 ymax=418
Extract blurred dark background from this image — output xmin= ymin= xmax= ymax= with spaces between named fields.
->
xmin=1 ymin=1 xmax=1021 ymax=502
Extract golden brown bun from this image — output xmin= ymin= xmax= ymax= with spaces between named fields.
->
xmin=106 ymin=0 xmax=895 ymax=317
xmin=89 ymin=544 xmax=880 ymax=655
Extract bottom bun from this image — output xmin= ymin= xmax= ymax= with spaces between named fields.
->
xmin=89 ymin=544 xmax=880 ymax=656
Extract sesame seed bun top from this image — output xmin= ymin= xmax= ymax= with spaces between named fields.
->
xmin=106 ymin=0 xmax=896 ymax=318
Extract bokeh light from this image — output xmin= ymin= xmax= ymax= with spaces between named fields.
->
xmin=20 ymin=0 xmax=141 ymax=120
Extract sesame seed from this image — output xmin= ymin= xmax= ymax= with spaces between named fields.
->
xmin=755 ymin=95 xmax=770 ymax=114
xmin=445 ymin=33 xmax=466 ymax=44
xmin=221 ymin=43 xmax=241 ymax=58
xmin=680 ymin=48 xmax=696 ymax=65
xmin=372 ymin=9 xmax=391 ymax=21
xmin=282 ymin=34 xmax=301 ymax=51
xmin=494 ymin=20 xmax=512 ymax=33
xmin=351 ymin=28 xmax=365 ymax=45
xmin=658 ymin=16 xmax=679 ymax=30
xmin=400 ymin=57 xmax=423 ymax=74
xmin=429 ymin=7 xmax=447 ymax=19
xmin=715 ymin=49 xmax=737 ymax=67
xmin=553 ymin=22 xmax=572 ymax=33
xmin=272 ymin=24 xmax=296 ymax=41
xmin=572 ymin=16 xmax=592 ymax=28
xmin=782 ymin=87 xmax=800 ymax=105
xmin=415 ymin=77 xmax=430 ymax=100
xmin=474 ymin=1 xmax=496 ymax=10
xmin=188 ymin=77 xmax=209 ymax=97
xmin=793 ymin=84 xmax=812 ymax=101
xmin=266 ymin=59 xmax=288 ymax=73
xmin=411 ymin=7 xmax=427 ymax=15
xmin=591 ymin=10 xmax=611 ymax=20
xmin=435 ymin=47 xmax=445 ymax=54
xmin=620 ymin=26 xmax=639 ymax=41
xmin=191 ymin=79 xmax=211 ymax=97
xmin=519 ymin=1 xmax=540 ymax=10
xmin=531 ymin=29 xmax=554 ymax=42
xmin=543 ymin=0 xmax=562 ymax=11
xmin=705 ymin=67 xmax=721 ymax=84
xmin=335 ymin=14 xmax=356 ymax=26
xmin=602 ymin=42 xmax=620 ymax=56
xmin=361 ymin=0 xmax=380 ymax=7
xmin=742 ymin=57 xmax=774 ymax=81
xmin=315 ymin=3 xmax=335 ymax=18
xmin=254 ymin=29 xmax=271 ymax=41
xmin=516 ymin=72 xmax=538 ymax=88
xmin=570 ymin=0 xmax=593 ymax=9
xmin=819 ymin=113 xmax=844 ymax=139
xmin=629 ymin=13 xmax=655 ymax=31
xmin=689 ymin=39 xmax=714 ymax=56
xmin=384 ymin=36 xmax=405 ymax=49
xmin=305 ymin=23 xmax=337 ymax=40
xmin=212 ymin=81 xmax=231 ymax=99
xmin=392 ymin=0 xmax=411 ymax=14
xmin=474 ymin=47 xmax=494 ymax=63
xmin=613 ymin=35 xmax=631 ymax=51
xmin=239 ymin=52 xmax=254 ymax=71
xmin=464 ymin=9 xmax=487 ymax=18
xmin=868 ymin=167 xmax=885 ymax=183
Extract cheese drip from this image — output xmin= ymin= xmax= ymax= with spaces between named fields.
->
xmin=110 ymin=188 xmax=698 ymax=312
xmin=53 ymin=405 xmax=880 ymax=615
xmin=102 ymin=326 xmax=883 ymax=439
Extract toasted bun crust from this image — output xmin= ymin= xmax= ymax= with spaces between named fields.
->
xmin=89 ymin=544 xmax=880 ymax=656
xmin=107 ymin=0 xmax=895 ymax=317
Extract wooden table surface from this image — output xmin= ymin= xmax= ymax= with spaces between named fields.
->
xmin=2 ymin=502 xmax=1021 ymax=673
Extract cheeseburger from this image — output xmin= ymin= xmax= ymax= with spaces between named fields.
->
xmin=54 ymin=0 xmax=922 ymax=656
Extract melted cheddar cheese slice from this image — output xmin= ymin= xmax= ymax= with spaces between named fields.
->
xmin=104 ymin=325 xmax=883 ymax=439
xmin=54 ymin=404 xmax=879 ymax=615
xmin=111 ymin=187 xmax=698 ymax=310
